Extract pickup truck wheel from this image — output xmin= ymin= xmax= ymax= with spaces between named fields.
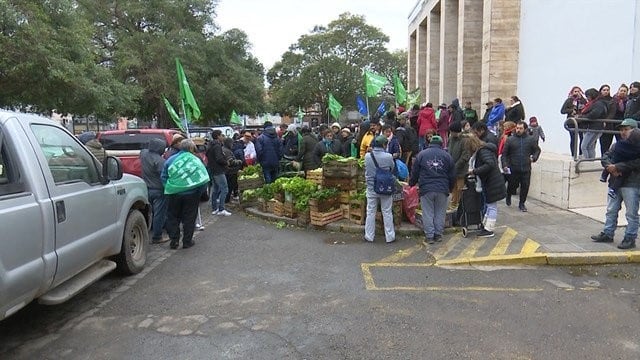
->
xmin=116 ymin=210 xmax=148 ymax=275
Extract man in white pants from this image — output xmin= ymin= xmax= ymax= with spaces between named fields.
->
xmin=363 ymin=136 xmax=396 ymax=243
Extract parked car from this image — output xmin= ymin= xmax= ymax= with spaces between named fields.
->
xmin=0 ymin=110 xmax=150 ymax=320
xmin=98 ymin=128 xmax=183 ymax=177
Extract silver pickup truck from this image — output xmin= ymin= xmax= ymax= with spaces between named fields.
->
xmin=0 ymin=110 xmax=150 ymax=320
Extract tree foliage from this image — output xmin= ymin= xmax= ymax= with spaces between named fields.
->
xmin=0 ymin=0 xmax=266 ymax=126
xmin=266 ymin=13 xmax=407 ymax=117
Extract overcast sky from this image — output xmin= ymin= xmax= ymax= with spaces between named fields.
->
xmin=215 ymin=0 xmax=418 ymax=69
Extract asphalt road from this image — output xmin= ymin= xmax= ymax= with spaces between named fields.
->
xmin=2 ymin=208 xmax=640 ymax=360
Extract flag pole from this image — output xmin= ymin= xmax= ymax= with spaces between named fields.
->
xmin=366 ymin=97 xmax=370 ymax=121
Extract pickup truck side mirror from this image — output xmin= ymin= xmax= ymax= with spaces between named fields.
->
xmin=102 ymin=156 xmax=123 ymax=183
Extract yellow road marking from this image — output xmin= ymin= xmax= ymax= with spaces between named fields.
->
xmin=489 ymin=227 xmax=517 ymax=256
xmin=360 ymin=263 xmax=376 ymax=290
xmin=377 ymin=244 xmax=422 ymax=263
xmin=432 ymin=233 xmax=463 ymax=258
xmin=368 ymin=286 xmax=543 ymax=292
xmin=458 ymin=238 xmax=486 ymax=259
xmin=521 ymin=238 xmax=541 ymax=254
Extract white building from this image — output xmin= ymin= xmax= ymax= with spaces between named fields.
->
xmin=408 ymin=0 xmax=640 ymax=156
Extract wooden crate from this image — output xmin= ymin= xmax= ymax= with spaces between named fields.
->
xmin=323 ymin=177 xmax=357 ymax=191
xmin=309 ymin=197 xmax=340 ymax=213
xmin=271 ymin=200 xmax=284 ymax=217
xmin=349 ymin=199 xmax=366 ymax=225
xmin=305 ymin=170 xmax=324 ymax=186
xmin=375 ymin=200 xmax=403 ymax=226
xmin=298 ymin=209 xmax=310 ymax=225
xmin=339 ymin=190 xmax=357 ymax=204
xmin=283 ymin=201 xmax=297 ymax=218
xmin=323 ymin=160 xmax=358 ymax=178
xmin=310 ymin=208 xmax=343 ymax=226
xmin=340 ymin=204 xmax=350 ymax=219
xmin=273 ymin=192 xmax=285 ymax=203
xmin=237 ymin=176 xmax=264 ymax=192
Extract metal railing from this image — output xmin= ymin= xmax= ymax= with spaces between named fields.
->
xmin=564 ymin=117 xmax=623 ymax=174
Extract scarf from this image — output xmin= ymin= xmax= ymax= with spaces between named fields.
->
xmin=469 ymin=152 xmax=483 ymax=193
xmin=164 ymin=151 xmax=210 ymax=195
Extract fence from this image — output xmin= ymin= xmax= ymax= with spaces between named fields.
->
xmin=564 ymin=117 xmax=623 ymax=174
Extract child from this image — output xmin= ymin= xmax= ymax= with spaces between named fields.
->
xmin=600 ymin=128 xmax=640 ymax=199
xmin=528 ymin=117 xmax=545 ymax=143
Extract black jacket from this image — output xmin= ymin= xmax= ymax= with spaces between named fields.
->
xmin=581 ymin=97 xmax=609 ymax=130
xmin=481 ymin=131 xmax=499 ymax=150
xmin=625 ymin=93 xmax=640 ymax=121
xmin=501 ymin=132 xmax=541 ymax=173
xmin=299 ymin=133 xmax=319 ymax=171
xmin=505 ymin=103 xmax=525 ymax=122
xmin=140 ymin=138 xmax=166 ymax=190
xmin=472 ymin=143 xmax=506 ymax=203
xmin=206 ymin=140 xmax=228 ymax=176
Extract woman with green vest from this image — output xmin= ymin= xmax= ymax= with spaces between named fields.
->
xmin=161 ymin=139 xmax=210 ymax=249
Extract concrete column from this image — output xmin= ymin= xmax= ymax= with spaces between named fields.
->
xmin=481 ymin=0 xmax=521 ymax=104
xmin=457 ymin=0 xmax=483 ymax=112
xmin=416 ymin=21 xmax=428 ymax=98
xmin=426 ymin=9 xmax=441 ymax=104
xmin=409 ymin=32 xmax=417 ymax=90
xmin=440 ymin=0 xmax=458 ymax=105
xmin=633 ymin=0 xmax=640 ymax=79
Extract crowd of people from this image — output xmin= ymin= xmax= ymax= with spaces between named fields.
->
xmin=562 ymin=82 xmax=640 ymax=159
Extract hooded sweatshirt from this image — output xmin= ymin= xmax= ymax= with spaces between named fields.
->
xmin=140 ymin=138 xmax=166 ymax=190
xmin=256 ymin=126 xmax=283 ymax=167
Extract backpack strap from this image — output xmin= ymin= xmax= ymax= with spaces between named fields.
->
xmin=370 ymin=151 xmax=381 ymax=169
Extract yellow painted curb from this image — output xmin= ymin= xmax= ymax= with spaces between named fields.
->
xmin=546 ymin=252 xmax=630 ymax=265
xmin=436 ymin=254 xmax=548 ymax=266
xmin=625 ymin=251 xmax=640 ymax=263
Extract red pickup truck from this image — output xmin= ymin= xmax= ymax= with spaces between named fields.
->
xmin=98 ymin=129 xmax=183 ymax=177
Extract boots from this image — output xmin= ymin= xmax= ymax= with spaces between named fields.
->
xmin=618 ymin=237 xmax=636 ymax=250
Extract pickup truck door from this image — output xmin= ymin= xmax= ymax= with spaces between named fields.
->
xmin=0 ymin=127 xmax=49 ymax=318
xmin=29 ymin=124 xmax=120 ymax=287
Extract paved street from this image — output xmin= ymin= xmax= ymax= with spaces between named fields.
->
xmin=2 ymin=204 xmax=640 ymax=359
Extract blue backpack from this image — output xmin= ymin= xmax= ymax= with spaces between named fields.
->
xmin=370 ymin=152 xmax=397 ymax=195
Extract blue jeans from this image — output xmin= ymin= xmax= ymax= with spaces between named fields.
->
xmin=262 ymin=166 xmax=278 ymax=184
xmin=211 ymin=174 xmax=228 ymax=211
xmin=420 ymin=192 xmax=448 ymax=238
xmin=603 ymin=186 xmax=640 ymax=240
xmin=580 ymin=131 xmax=601 ymax=159
xmin=418 ymin=137 xmax=426 ymax=151
xmin=148 ymin=188 xmax=167 ymax=240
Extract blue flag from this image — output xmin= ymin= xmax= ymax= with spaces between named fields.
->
xmin=377 ymin=100 xmax=386 ymax=115
xmin=356 ymin=95 xmax=368 ymax=116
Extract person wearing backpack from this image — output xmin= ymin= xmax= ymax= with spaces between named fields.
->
xmin=409 ymin=135 xmax=456 ymax=244
xmin=364 ymin=136 xmax=397 ymax=243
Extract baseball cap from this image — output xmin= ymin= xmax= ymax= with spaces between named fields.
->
xmin=374 ymin=135 xmax=388 ymax=147
xmin=618 ymin=118 xmax=638 ymax=129
xmin=430 ymin=135 xmax=443 ymax=145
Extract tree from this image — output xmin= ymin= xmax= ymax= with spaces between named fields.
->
xmin=0 ymin=0 xmax=140 ymax=117
xmin=266 ymin=13 xmax=406 ymax=118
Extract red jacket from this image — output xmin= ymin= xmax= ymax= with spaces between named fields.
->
xmin=417 ymin=107 xmax=437 ymax=137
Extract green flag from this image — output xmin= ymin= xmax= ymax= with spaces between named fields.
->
xmin=230 ymin=110 xmax=243 ymax=125
xmin=407 ymin=88 xmax=421 ymax=108
xmin=393 ymin=72 xmax=407 ymax=105
xmin=162 ymin=96 xmax=185 ymax=131
xmin=364 ymin=70 xmax=388 ymax=97
xmin=328 ymin=93 xmax=342 ymax=120
xmin=176 ymin=58 xmax=201 ymax=122
xmin=296 ymin=106 xmax=305 ymax=123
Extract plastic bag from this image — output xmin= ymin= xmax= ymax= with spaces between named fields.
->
xmin=402 ymin=184 xmax=419 ymax=224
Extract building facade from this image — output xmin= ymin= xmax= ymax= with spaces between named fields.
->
xmin=408 ymin=0 xmax=640 ymax=155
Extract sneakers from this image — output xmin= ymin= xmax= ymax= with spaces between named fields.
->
xmin=217 ymin=210 xmax=232 ymax=216
xmin=618 ymin=238 xmax=636 ymax=250
xmin=434 ymin=234 xmax=443 ymax=242
xmin=519 ymin=204 xmax=528 ymax=212
xmin=211 ymin=210 xmax=219 ymax=215
xmin=196 ymin=224 xmax=205 ymax=231
xmin=477 ymin=229 xmax=495 ymax=237
xmin=182 ymin=241 xmax=195 ymax=249
xmin=505 ymin=196 xmax=511 ymax=206
xmin=423 ymin=237 xmax=435 ymax=245
xmin=591 ymin=232 xmax=614 ymax=243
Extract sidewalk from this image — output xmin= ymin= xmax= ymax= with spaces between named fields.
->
xmin=243 ymin=198 xmax=640 ymax=267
